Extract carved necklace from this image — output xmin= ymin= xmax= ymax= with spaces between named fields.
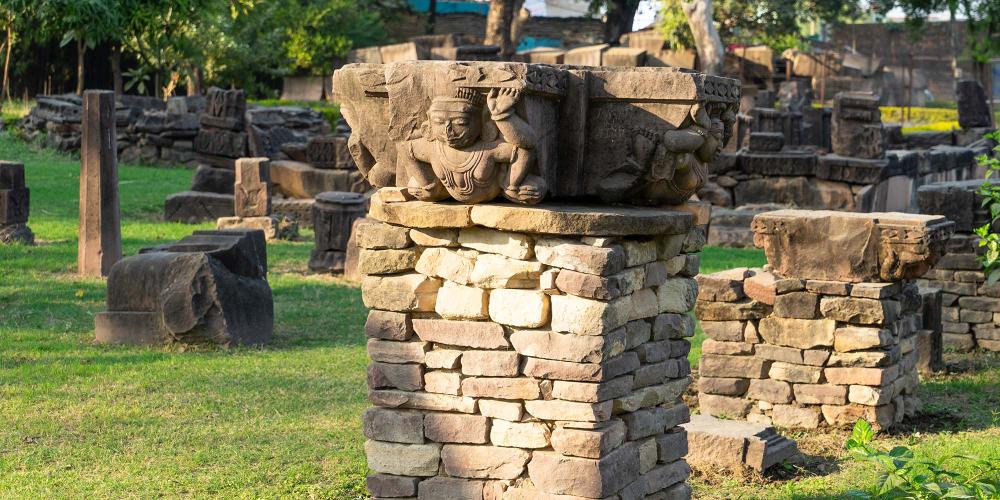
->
xmin=436 ymin=142 xmax=488 ymax=196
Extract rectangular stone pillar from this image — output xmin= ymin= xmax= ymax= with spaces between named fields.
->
xmin=78 ymin=90 xmax=122 ymax=277
xmin=695 ymin=210 xmax=953 ymax=431
xmin=234 ymin=157 xmax=271 ymax=217
xmin=0 ymin=161 xmax=29 ymax=225
xmin=358 ymin=190 xmax=703 ymax=499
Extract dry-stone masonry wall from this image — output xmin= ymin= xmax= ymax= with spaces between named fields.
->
xmin=917 ymin=180 xmax=1000 ymax=352
xmin=358 ymin=189 xmax=707 ymax=499
xmin=695 ymin=210 xmax=952 ymax=430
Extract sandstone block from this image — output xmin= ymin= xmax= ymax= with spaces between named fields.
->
xmin=695 ymin=300 xmax=770 ymax=321
xmin=695 ymin=268 xmax=750 ymax=302
xmin=821 ymin=403 xmax=895 ymax=429
xmin=461 ymin=350 xmax=520 ymax=377
xmin=699 ymin=377 xmax=750 ymax=396
xmin=792 ymin=384 xmax=848 ymax=405
xmin=820 ymin=297 xmax=899 ymax=325
xmin=469 ymin=204 xmax=692 ymax=237
xmin=657 ymin=278 xmax=698 ymax=314
xmin=368 ymin=195 xmax=473 ymax=228
xmin=470 ymin=254 xmax=544 ymax=289
xmin=701 ymin=339 xmax=753 ymax=356
xmin=700 ymin=321 xmax=744 ymax=342
xmin=773 ymin=292 xmax=820 ymax=319
xmin=415 ymin=247 xmax=477 ymax=285
xmin=653 ymin=313 xmax=695 ymax=340
xmin=623 ymin=240 xmax=657 ymax=267
xmin=656 ymin=428 xmax=688 ymax=464
xmin=479 ymin=399 xmax=524 ymax=421
xmin=527 ymin=444 xmax=639 ymax=498
xmin=424 ymin=370 xmax=462 ymax=395
xmin=551 ymin=376 xmax=634 ymax=403
xmin=535 ymin=238 xmax=626 ymax=276
xmin=769 ymin=362 xmax=823 ymax=384
xmin=435 ymin=283 xmax=489 ymax=320
xmin=698 ymin=393 xmax=752 ymax=418
xmin=758 ymin=317 xmax=836 ymax=349
xmin=410 ymin=227 xmax=458 ymax=247
xmin=746 ymin=379 xmax=793 ymax=403
xmin=614 ymin=378 xmax=690 ymax=413
xmin=357 ymin=248 xmax=420 ymax=275
xmin=554 ymin=268 xmax=642 ymax=300
xmin=642 ymin=460 xmax=691 ymax=495
xmin=367 ymin=339 xmax=429 ymax=364
xmin=365 ymin=310 xmax=413 ymax=341
xmin=771 ymin=404 xmax=821 ymax=429
xmin=824 ymin=365 xmax=898 ymax=385
xmin=458 ymin=227 xmax=533 ymax=259
xmin=355 ymin=222 xmax=411 ymax=249
xmin=441 ymin=444 xmax=531 ymax=479
xmin=425 ymin=349 xmax=462 ymax=369
xmin=368 ymin=362 xmax=424 ymax=391
xmin=848 ymin=385 xmax=892 ymax=406
xmin=489 ymin=289 xmax=550 ymax=328
xmin=551 ymin=294 xmax=632 ymax=335
xmin=362 ymin=408 xmax=425 ymax=444
xmin=365 ymin=440 xmax=441 ymax=477
xmin=524 ymin=399 xmax=613 ymax=422
xmin=490 ymin=420 xmax=551 ymax=449
xmin=367 ymin=473 xmax=420 ymax=498
xmin=369 ymin=389 xmax=476 ymax=413
xmin=700 ymin=354 xmax=770 ymax=379
xmin=626 ymin=320 xmax=652 ymax=349
xmin=363 ymin=274 xmax=442 ymax=312
xmin=551 ymin=420 xmax=626 ymax=458
xmin=510 ymin=328 xmax=626 ymax=363
xmin=639 ymin=438 xmax=659 ymax=474
xmin=425 ymin=413 xmax=490 ymax=443
xmin=417 ymin=477 xmax=485 ymax=500
xmin=744 ymin=271 xmax=778 ymax=305
xmin=461 ymin=377 xmax=541 ymax=400
xmin=412 ymin=319 xmax=509 ymax=349
xmin=522 ymin=354 xmax=638 ymax=382
xmin=851 ymin=282 xmax=900 ymax=299
xmin=806 ymin=280 xmax=852 ymax=295
xmin=834 ymin=326 xmax=894 ymax=352
xmin=630 ymin=288 xmax=660 ymax=321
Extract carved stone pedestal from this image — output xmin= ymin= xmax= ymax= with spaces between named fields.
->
xmin=217 ymin=215 xmax=298 ymax=241
xmin=359 ymin=190 xmax=708 ymax=499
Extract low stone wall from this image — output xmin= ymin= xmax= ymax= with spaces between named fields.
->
xmin=357 ymin=190 xmax=706 ymax=499
xmin=18 ymin=93 xmax=329 ymax=168
xmin=917 ymin=180 xmax=1000 ymax=352
xmin=695 ymin=210 xmax=952 ymax=430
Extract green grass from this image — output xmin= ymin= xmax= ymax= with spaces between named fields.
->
xmin=0 ymin=133 xmax=997 ymax=498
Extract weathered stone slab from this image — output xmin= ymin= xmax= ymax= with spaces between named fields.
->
xmin=752 ymin=210 xmax=953 ymax=282
xmin=471 ymin=204 xmax=693 ymax=236
xmin=682 ymin=414 xmax=799 ymax=472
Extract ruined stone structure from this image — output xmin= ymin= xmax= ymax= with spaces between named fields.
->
xmin=337 ymin=60 xmax=740 ymax=499
xmin=917 ymin=180 xmax=1000 ymax=352
xmin=0 ymin=161 xmax=32 ymax=244
xmin=695 ymin=210 xmax=952 ymax=430
xmin=270 ymin=134 xmax=369 ymax=200
xmin=309 ymin=191 xmax=368 ymax=273
xmin=358 ymin=192 xmax=705 ymax=499
xmin=95 ymin=229 xmax=273 ymax=346
xmin=216 ymin=157 xmax=298 ymax=240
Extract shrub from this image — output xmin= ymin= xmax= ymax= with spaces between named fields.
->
xmin=975 ymin=130 xmax=1000 ymax=285
xmin=845 ymin=419 xmax=1000 ymax=498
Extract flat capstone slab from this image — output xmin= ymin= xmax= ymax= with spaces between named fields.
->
xmin=682 ymin=414 xmax=799 ymax=472
xmin=369 ymin=189 xmax=695 ymax=236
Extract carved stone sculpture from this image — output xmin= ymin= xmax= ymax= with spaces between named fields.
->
xmin=0 ymin=161 xmax=32 ymax=244
xmin=333 ymin=61 xmax=739 ymax=206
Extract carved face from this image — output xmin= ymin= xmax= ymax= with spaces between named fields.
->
xmin=429 ymin=108 xmax=482 ymax=149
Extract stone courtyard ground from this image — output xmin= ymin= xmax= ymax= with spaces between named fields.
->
xmin=0 ymin=134 xmax=997 ymax=498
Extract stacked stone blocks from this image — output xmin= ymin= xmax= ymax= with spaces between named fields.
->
xmin=359 ymin=191 xmax=706 ymax=499
xmin=695 ymin=210 xmax=952 ymax=430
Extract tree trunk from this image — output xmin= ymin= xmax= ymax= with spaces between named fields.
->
xmin=682 ymin=0 xmax=724 ymax=75
xmin=485 ymin=0 xmax=517 ymax=58
xmin=111 ymin=46 xmax=123 ymax=96
xmin=76 ymin=37 xmax=85 ymax=95
xmin=510 ymin=0 xmax=528 ymax=52
xmin=603 ymin=0 xmax=638 ymax=44
xmin=3 ymin=26 xmax=13 ymax=100
xmin=426 ymin=0 xmax=437 ymax=35
xmin=186 ymin=66 xmax=204 ymax=96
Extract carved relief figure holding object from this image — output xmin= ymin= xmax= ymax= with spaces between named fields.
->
xmin=401 ymin=87 xmax=546 ymax=205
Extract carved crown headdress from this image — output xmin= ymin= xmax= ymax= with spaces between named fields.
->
xmin=429 ymin=87 xmax=485 ymax=113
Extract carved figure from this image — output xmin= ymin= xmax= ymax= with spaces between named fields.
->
xmin=400 ymin=87 xmax=546 ymax=205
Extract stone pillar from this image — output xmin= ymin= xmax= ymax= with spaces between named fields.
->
xmin=917 ymin=180 xmax=1000 ymax=352
xmin=957 ymin=79 xmax=993 ymax=130
xmin=359 ymin=191 xmax=704 ymax=499
xmin=78 ymin=90 xmax=122 ymax=277
xmin=217 ymin=157 xmax=298 ymax=240
xmin=308 ymin=191 xmax=367 ymax=274
xmin=695 ymin=210 xmax=952 ymax=430
xmin=0 ymin=161 xmax=33 ymax=244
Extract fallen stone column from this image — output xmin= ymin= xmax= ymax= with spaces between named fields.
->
xmin=695 ymin=209 xmax=952 ymax=430
xmin=359 ymin=190 xmax=705 ymax=499
xmin=917 ymin=180 xmax=1000 ymax=352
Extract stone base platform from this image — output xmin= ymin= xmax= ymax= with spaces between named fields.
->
xmin=217 ymin=215 xmax=299 ymax=241
xmin=682 ymin=415 xmax=799 ymax=472
xmin=271 ymin=160 xmax=368 ymax=199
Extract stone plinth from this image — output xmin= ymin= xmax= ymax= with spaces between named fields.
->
xmin=957 ymin=80 xmax=992 ymax=129
xmin=95 ymin=229 xmax=272 ymax=346
xmin=309 ymin=191 xmax=368 ymax=273
xmin=832 ymin=92 xmax=885 ymax=160
xmin=917 ymin=180 xmax=1000 ymax=352
xmin=694 ymin=211 xmax=952 ymax=431
xmin=78 ymin=90 xmax=122 ymax=276
xmin=360 ymin=190 xmax=704 ymax=499
xmin=0 ymin=161 xmax=33 ymax=244
xmin=682 ymin=414 xmax=799 ymax=472
xmin=217 ymin=157 xmax=299 ymax=241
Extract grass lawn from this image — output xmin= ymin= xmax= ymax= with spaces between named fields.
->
xmin=0 ymin=133 xmax=998 ymax=498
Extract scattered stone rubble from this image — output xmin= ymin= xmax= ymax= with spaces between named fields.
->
xmin=917 ymin=180 xmax=1000 ymax=352
xmin=358 ymin=191 xmax=708 ymax=499
xmin=695 ymin=210 xmax=953 ymax=430
xmin=95 ymin=229 xmax=273 ymax=346
xmin=0 ymin=161 xmax=32 ymax=244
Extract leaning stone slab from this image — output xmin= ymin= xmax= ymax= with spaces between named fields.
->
xmin=682 ymin=414 xmax=799 ymax=472
xmin=752 ymin=210 xmax=953 ymax=282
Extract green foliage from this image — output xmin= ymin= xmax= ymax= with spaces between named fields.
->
xmin=976 ymin=131 xmax=1000 ymax=287
xmin=845 ymin=419 xmax=1000 ymax=498
xmin=880 ymin=106 xmax=958 ymax=125
xmin=248 ymin=98 xmax=340 ymax=128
